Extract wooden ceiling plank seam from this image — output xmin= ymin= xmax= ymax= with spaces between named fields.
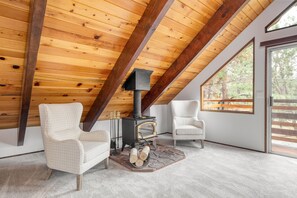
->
xmin=0 ymin=27 xmax=27 ymax=42
xmin=130 ymin=0 xmax=149 ymax=6
xmin=0 ymin=37 xmax=26 ymax=51
xmin=0 ymin=55 xmax=25 ymax=65
xmin=37 ymin=53 xmax=116 ymax=70
xmin=178 ymin=0 xmax=215 ymax=18
xmin=44 ymin=14 xmax=131 ymax=41
xmin=83 ymin=0 xmax=174 ymax=132
xmin=104 ymin=0 xmax=146 ymax=16
xmin=228 ymin=17 xmax=247 ymax=31
xmin=73 ymin=0 xmax=142 ymax=24
xmin=47 ymin=0 xmax=138 ymax=31
xmin=0 ymin=15 xmax=28 ymax=32
xmin=45 ymin=5 xmax=134 ymax=40
xmin=38 ymin=45 xmax=117 ymax=64
xmin=47 ymin=1 xmax=136 ymax=32
xmin=198 ymin=0 xmax=222 ymax=12
xmin=143 ymin=39 xmax=184 ymax=53
xmin=34 ymin=72 xmax=105 ymax=83
xmin=17 ymin=0 xmax=47 ymax=146
xmin=248 ymin=0 xmax=264 ymax=15
xmin=0 ymin=0 xmax=30 ymax=12
xmin=0 ymin=47 xmax=25 ymax=58
xmin=36 ymin=61 xmax=112 ymax=77
xmin=157 ymin=24 xmax=193 ymax=43
xmin=236 ymin=12 xmax=252 ymax=25
xmin=170 ymin=1 xmax=209 ymax=25
xmin=242 ymin=4 xmax=258 ymax=20
xmin=141 ymin=0 xmax=248 ymax=113
xmin=166 ymin=9 xmax=204 ymax=31
xmin=0 ymin=2 xmax=29 ymax=22
xmin=150 ymin=31 xmax=190 ymax=47
xmin=214 ymin=0 xmax=224 ymax=4
xmin=256 ymin=0 xmax=269 ymax=10
xmin=40 ymin=33 xmax=123 ymax=57
xmin=161 ymin=16 xmax=200 ymax=37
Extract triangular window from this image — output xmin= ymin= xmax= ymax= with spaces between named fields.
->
xmin=266 ymin=2 xmax=297 ymax=32
xmin=201 ymin=39 xmax=254 ymax=113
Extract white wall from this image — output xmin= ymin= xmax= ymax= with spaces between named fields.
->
xmin=149 ymin=104 xmax=171 ymax=133
xmin=175 ymin=0 xmax=297 ymax=151
xmin=0 ymin=127 xmax=44 ymax=158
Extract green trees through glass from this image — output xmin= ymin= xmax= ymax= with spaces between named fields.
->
xmin=266 ymin=2 xmax=297 ymax=32
xmin=201 ymin=40 xmax=254 ymax=113
xmin=271 ymin=45 xmax=297 ymax=99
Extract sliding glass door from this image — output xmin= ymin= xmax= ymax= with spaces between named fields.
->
xmin=268 ymin=43 xmax=297 ymax=158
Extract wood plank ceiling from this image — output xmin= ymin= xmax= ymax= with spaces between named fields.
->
xmin=0 ymin=0 xmax=30 ymax=129
xmin=0 ymin=0 xmax=273 ymax=130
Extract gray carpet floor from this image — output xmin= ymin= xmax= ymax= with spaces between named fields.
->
xmin=1 ymin=140 xmax=297 ymax=198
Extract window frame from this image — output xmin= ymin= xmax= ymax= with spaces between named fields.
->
xmin=200 ymin=38 xmax=255 ymax=114
xmin=265 ymin=1 xmax=297 ymax=33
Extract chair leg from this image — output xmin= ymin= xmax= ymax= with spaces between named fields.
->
xmin=45 ymin=168 xmax=52 ymax=180
xmin=77 ymin=174 xmax=82 ymax=191
xmin=200 ymin=140 xmax=204 ymax=149
xmin=104 ymin=157 xmax=109 ymax=169
xmin=173 ymin=140 xmax=176 ymax=148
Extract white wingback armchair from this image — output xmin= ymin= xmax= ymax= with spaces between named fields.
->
xmin=171 ymin=100 xmax=205 ymax=148
xmin=39 ymin=103 xmax=110 ymax=191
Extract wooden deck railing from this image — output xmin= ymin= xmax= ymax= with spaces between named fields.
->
xmin=203 ymin=98 xmax=253 ymax=112
xmin=271 ymin=99 xmax=297 ymax=143
xmin=204 ymin=98 xmax=297 ymax=143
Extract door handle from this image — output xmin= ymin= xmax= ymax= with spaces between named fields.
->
xmin=269 ymin=96 xmax=274 ymax=107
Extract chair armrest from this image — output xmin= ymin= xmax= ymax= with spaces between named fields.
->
xmin=79 ymin=130 xmax=110 ymax=142
xmin=45 ymin=138 xmax=84 ymax=167
xmin=193 ymin=119 xmax=205 ymax=130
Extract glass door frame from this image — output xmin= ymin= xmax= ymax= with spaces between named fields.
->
xmin=266 ymin=42 xmax=297 ymax=157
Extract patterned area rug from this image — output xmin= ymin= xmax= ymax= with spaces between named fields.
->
xmin=110 ymin=144 xmax=185 ymax=172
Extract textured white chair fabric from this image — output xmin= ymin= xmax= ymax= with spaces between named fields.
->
xmin=39 ymin=103 xmax=110 ymax=190
xmin=171 ymin=100 xmax=205 ymax=148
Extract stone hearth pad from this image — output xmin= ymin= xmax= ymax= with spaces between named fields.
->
xmin=110 ymin=145 xmax=185 ymax=172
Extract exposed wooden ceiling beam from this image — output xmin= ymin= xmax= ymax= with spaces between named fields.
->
xmin=83 ymin=0 xmax=174 ymax=131
xmin=17 ymin=0 xmax=47 ymax=146
xmin=141 ymin=0 xmax=247 ymax=113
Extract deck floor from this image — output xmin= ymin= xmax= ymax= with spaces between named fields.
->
xmin=272 ymin=142 xmax=297 ymax=158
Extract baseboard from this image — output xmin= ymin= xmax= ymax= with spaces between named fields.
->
xmin=0 ymin=150 xmax=44 ymax=159
xmin=205 ymin=140 xmax=265 ymax=153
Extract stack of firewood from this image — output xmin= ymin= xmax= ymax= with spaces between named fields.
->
xmin=129 ymin=146 xmax=150 ymax=168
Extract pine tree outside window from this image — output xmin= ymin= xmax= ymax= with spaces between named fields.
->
xmin=201 ymin=39 xmax=254 ymax=113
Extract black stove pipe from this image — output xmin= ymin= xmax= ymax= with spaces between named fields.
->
xmin=133 ymin=90 xmax=141 ymax=118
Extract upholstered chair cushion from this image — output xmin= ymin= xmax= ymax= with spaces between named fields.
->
xmin=176 ymin=125 xmax=204 ymax=135
xmin=81 ymin=141 xmax=110 ymax=163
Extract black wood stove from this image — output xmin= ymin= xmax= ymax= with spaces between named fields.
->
xmin=121 ymin=69 xmax=157 ymax=150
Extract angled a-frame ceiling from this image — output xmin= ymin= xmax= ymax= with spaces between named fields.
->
xmin=0 ymin=0 xmax=272 ymax=134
